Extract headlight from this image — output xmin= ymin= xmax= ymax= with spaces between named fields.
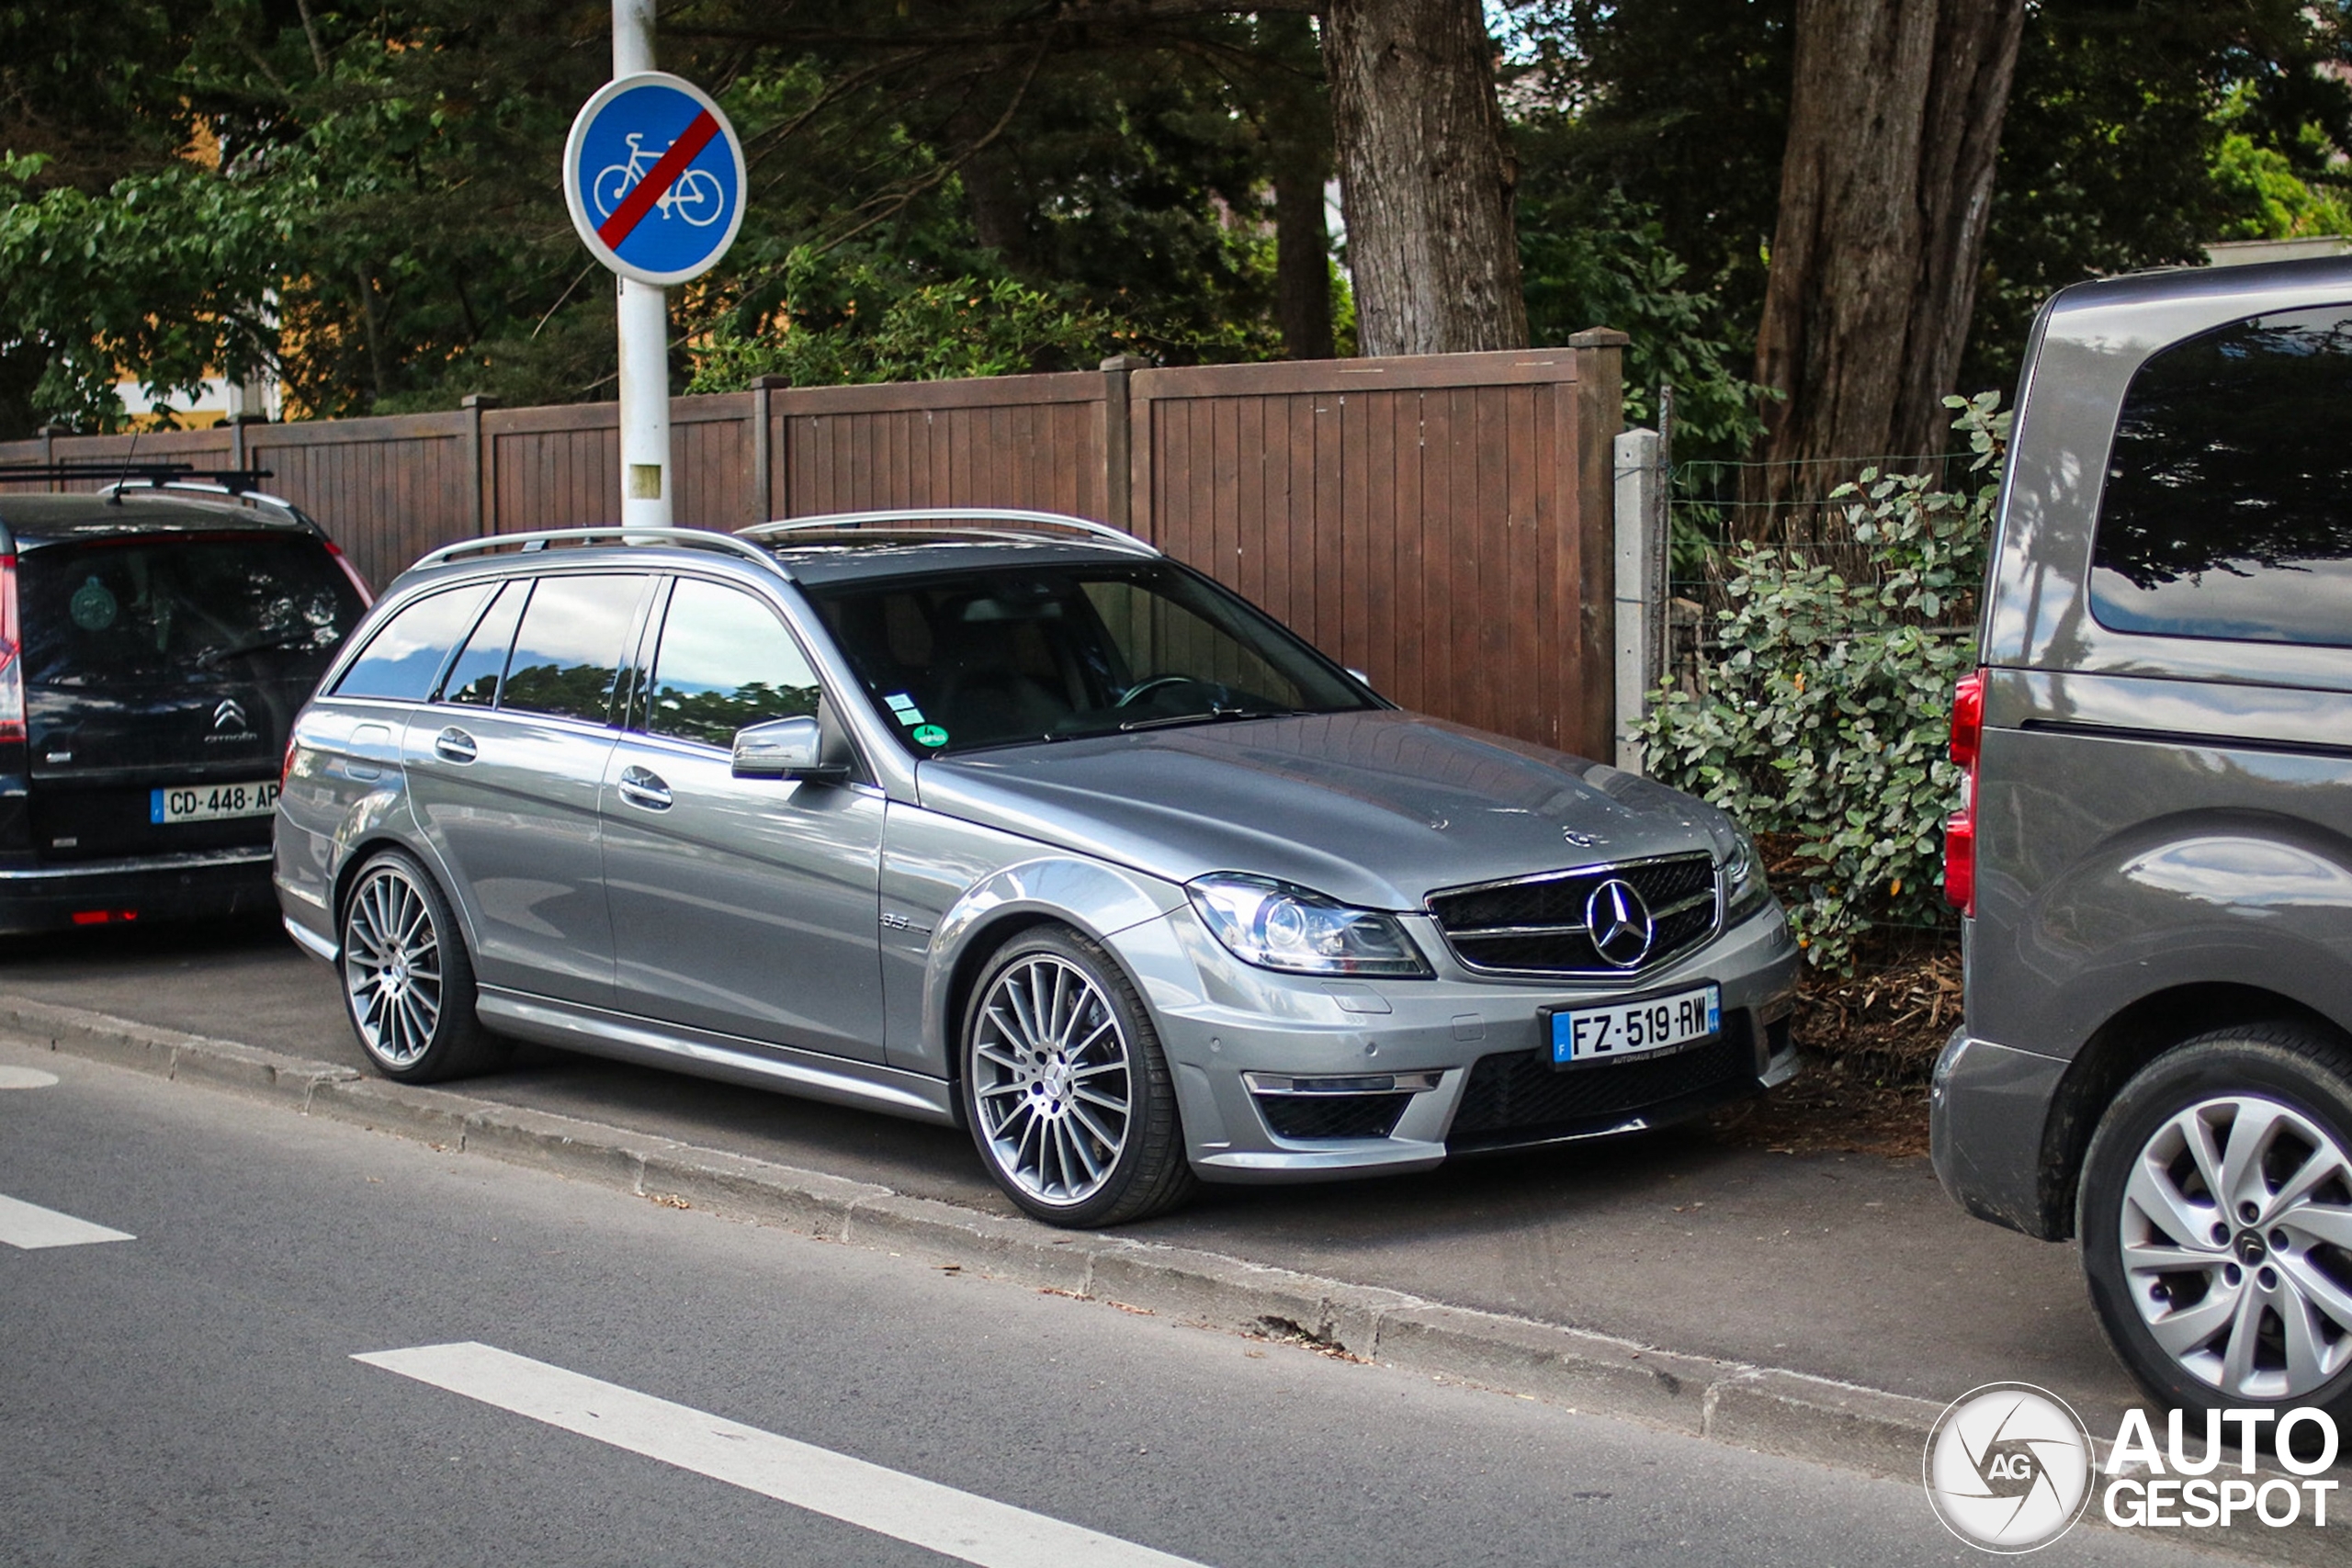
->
xmin=1724 ymin=827 xmax=1772 ymax=921
xmin=1186 ymin=874 xmax=1430 ymax=977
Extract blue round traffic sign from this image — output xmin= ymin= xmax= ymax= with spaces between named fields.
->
xmin=562 ymin=73 xmax=746 ymax=287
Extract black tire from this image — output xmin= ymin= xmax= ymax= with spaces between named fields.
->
xmin=958 ymin=925 xmax=1197 ymax=1227
xmin=2079 ymin=1024 xmax=2352 ymax=1450
xmin=337 ymin=849 xmax=504 ymax=1084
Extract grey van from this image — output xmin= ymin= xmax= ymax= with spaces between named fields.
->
xmin=1933 ymin=258 xmax=2352 ymax=1427
xmin=277 ymin=512 xmax=1799 ymax=1226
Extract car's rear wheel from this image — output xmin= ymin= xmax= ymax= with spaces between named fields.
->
xmin=338 ymin=850 xmax=503 ymax=1083
xmin=2079 ymin=1025 xmax=2352 ymax=1449
xmin=959 ymin=926 xmax=1196 ymax=1227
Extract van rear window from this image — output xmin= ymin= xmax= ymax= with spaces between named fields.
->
xmin=19 ymin=533 xmax=368 ymax=687
xmin=2090 ymin=304 xmax=2352 ymax=647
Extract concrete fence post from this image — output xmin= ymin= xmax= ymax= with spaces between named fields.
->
xmin=1612 ymin=426 xmax=1663 ymax=773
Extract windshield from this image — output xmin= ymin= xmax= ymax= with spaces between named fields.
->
xmin=804 ymin=561 xmax=1376 ymax=756
xmin=20 ymin=533 xmax=366 ymax=688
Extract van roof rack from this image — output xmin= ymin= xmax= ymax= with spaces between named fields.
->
xmin=740 ymin=508 xmax=1158 ymax=557
xmin=414 ymin=525 xmax=780 ymax=572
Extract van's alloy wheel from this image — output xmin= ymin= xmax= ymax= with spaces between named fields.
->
xmin=960 ymin=927 xmax=1195 ymax=1226
xmin=2081 ymin=1026 xmax=2352 ymax=1424
xmin=337 ymin=850 xmax=503 ymax=1083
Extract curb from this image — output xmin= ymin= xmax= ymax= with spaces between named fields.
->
xmin=0 ymin=990 xmax=2335 ymax=1561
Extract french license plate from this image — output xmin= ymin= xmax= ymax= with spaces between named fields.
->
xmin=1549 ymin=983 xmax=1721 ymax=1067
xmin=151 ymin=781 xmax=279 ymax=824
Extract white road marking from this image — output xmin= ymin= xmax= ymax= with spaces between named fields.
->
xmin=0 ymin=1066 xmax=60 ymax=1089
xmin=0 ymin=1192 xmax=134 ymax=1249
xmin=356 ymin=1342 xmax=1211 ymax=1568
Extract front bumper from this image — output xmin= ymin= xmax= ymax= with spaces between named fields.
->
xmin=1120 ymin=898 xmax=1804 ymax=1184
xmin=0 ymin=847 xmax=275 ymax=935
xmin=1929 ymin=1026 xmax=2072 ymax=1240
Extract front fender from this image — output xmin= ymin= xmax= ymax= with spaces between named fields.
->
xmin=903 ymin=854 xmax=1186 ymax=1078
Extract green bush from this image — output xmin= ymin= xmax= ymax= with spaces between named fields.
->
xmin=1636 ymin=393 xmax=2009 ymax=969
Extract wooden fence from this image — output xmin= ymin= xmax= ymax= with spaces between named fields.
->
xmin=0 ymin=335 xmax=1626 ymax=757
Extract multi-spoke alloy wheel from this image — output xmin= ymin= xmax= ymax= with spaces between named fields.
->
xmin=2083 ymin=1027 xmax=2352 ymax=1432
xmin=336 ymin=851 xmax=498 ymax=1083
xmin=971 ymin=954 xmax=1132 ymax=1206
xmin=2118 ymin=1096 xmax=2352 ymax=1400
xmin=959 ymin=927 xmax=1195 ymax=1227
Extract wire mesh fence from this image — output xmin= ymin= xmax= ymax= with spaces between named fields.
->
xmin=1663 ymin=449 xmax=1974 ymax=694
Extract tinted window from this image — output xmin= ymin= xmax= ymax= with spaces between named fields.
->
xmin=2091 ymin=304 xmax=2352 ymax=646
xmin=25 ymin=534 xmax=369 ymax=690
xmin=806 ymin=561 xmax=1372 ymax=755
xmin=441 ymin=581 xmax=526 ymax=706
xmin=497 ymin=574 xmax=644 ymax=724
xmin=642 ymin=580 xmax=821 ymax=748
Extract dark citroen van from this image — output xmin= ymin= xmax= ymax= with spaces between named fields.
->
xmin=1934 ymin=257 xmax=2352 ymax=1432
xmin=0 ymin=480 xmax=369 ymax=932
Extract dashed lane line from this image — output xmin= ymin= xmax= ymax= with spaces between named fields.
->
xmin=0 ymin=1066 xmax=60 ymax=1089
xmin=356 ymin=1342 xmax=1212 ymax=1568
xmin=0 ymin=1192 xmax=134 ymax=1249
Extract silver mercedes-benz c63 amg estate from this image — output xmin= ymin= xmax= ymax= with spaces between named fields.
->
xmin=276 ymin=511 xmax=1800 ymax=1225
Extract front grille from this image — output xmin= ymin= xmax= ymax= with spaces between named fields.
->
xmin=1257 ymin=1092 xmax=1412 ymax=1141
xmin=1447 ymin=1021 xmax=1756 ymax=1150
xmin=1427 ymin=852 xmax=1719 ymax=976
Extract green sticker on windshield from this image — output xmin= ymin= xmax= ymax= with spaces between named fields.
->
xmin=70 ymin=575 xmax=117 ymax=631
xmin=910 ymin=724 xmax=948 ymax=749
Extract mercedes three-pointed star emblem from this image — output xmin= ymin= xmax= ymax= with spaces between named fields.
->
xmin=1585 ymin=878 xmax=1656 ymax=968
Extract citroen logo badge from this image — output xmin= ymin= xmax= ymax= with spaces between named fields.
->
xmin=212 ymin=698 xmax=249 ymax=733
xmin=1586 ymin=878 xmax=1655 ymax=968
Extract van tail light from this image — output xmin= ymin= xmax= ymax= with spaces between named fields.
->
xmin=0 ymin=554 xmax=22 ymax=745
xmin=323 ymin=538 xmax=374 ymax=606
xmin=1943 ymin=670 xmax=1984 ymax=916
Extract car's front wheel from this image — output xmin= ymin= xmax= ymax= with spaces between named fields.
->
xmin=338 ymin=850 xmax=503 ymax=1083
xmin=2079 ymin=1025 xmax=2352 ymax=1450
xmin=959 ymin=926 xmax=1196 ymax=1227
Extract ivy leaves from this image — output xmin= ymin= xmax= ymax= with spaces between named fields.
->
xmin=1639 ymin=392 xmax=2008 ymax=969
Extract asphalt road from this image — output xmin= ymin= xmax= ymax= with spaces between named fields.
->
xmin=0 ymin=919 xmax=2125 ymax=1427
xmin=0 ymin=1035 xmax=2239 ymax=1568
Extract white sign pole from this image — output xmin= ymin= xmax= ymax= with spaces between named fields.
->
xmin=613 ymin=0 xmax=669 ymax=527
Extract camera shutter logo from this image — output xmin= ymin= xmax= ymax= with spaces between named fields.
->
xmin=1923 ymin=1382 xmax=2093 ymax=1552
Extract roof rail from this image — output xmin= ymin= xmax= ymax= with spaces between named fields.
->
xmin=739 ymin=507 xmax=1158 ymax=557
xmin=93 ymin=477 xmax=308 ymax=523
xmin=413 ymin=526 xmax=782 ymax=573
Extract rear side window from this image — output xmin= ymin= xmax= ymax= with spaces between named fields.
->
xmin=2090 ymin=304 xmax=2352 ymax=647
xmin=641 ymin=578 xmax=821 ymax=748
xmin=497 ymin=574 xmax=646 ymax=724
xmin=440 ymin=580 xmax=527 ymax=707
xmin=334 ymin=586 xmax=490 ymax=701
xmin=23 ymin=533 xmax=369 ymax=689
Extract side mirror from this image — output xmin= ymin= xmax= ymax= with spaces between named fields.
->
xmin=1346 ymin=667 xmax=1376 ymax=694
xmin=731 ymin=716 xmax=846 ymax=783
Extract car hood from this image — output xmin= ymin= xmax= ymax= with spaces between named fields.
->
xmin=914 ymin=709 xmax=1731 ymax=910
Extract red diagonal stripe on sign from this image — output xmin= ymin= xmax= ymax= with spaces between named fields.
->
xmin=596 ymin=108 xmax=722 ymax=250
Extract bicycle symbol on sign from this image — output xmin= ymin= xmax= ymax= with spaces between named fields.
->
xmin=593 ymin=132 xmax=724 ymax=228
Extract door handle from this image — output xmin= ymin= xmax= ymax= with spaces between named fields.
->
xmin=433 ymin=728 xmax=478 ymax=764
xmin=616 ymin=765 xmax=673 ymax=811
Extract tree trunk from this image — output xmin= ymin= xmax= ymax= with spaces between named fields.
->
xmin=1261 ymin=11 xmax=1335 ymax=360
xmin=1750 ymin=0 xmax=2024 ymax=513
xmin=1322 ymin=0 xmax=1527 ymax=355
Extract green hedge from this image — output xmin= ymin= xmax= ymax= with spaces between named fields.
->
xmin=1637 ymin=393 xmax=2008 ymax=970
